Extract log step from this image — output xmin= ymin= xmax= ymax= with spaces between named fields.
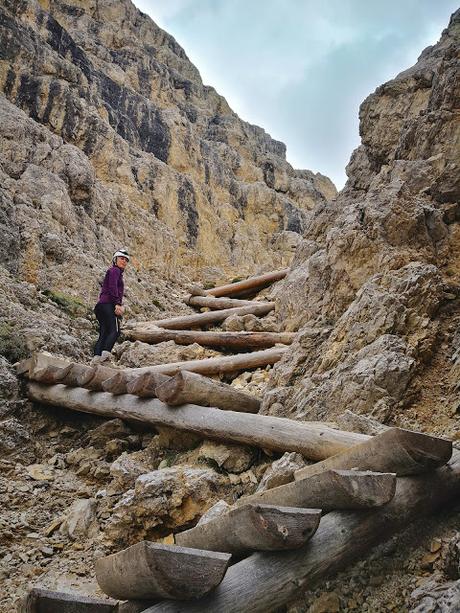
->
xmin=25 ymin=349 xmax=287 ymax=393
xmin=132 ymin=302 xmax=274 ymax=331
xmin=294 ymin=427 xmax=453 ymax=480
xmin=95 ymin=542 xmax=231 ymax=601
xmin=126 ymin=372 xmax=171 ymax=397
xmin=236 ymin=469 xmax=396 ymax=511
xmin=18 ymin=588 xmax=117 ymax=612
xmin=185 ymin=296 xmax=256 ymax=309
xmin=154 ymin=370 xmax=261 ymax=413
xmin=175 ymin=504 xmax=321 ymax=554
xmin=27 ymin=383 xmax=368 ymax=459
xmin=143 ymin=450 xmax=460 ymax=613
xmin=125 ymin=329 xmax=294 ymax=350
xmin=28 ymin=364 xmax=72 ymax=385
xmin=204 ymin=269 xmax=289 ymax=298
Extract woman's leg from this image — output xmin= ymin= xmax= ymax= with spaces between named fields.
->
xmin=102 ymin=315 xmax=120 ymax=353
xmin=94 ymin=303 xmax=119 ymax=355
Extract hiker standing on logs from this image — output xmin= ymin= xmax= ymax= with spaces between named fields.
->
xmin=93 ymin=248 xmax=129 ymax=360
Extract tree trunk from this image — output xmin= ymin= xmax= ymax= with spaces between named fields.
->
xmin=101 ymin=372 xmax=139 ymax=395
xmin=29 ymin=347 xmax=286 ymax=393
xmin=125 ymin=372 xmax=171 ymax=397
xmin=125 ymin=347 xmax=288 ymax=378
xmin=27 ymin=383 xmax=368 ymax=459
xmin=144 ymin=451 xmax=460 ymax=613
xmin=28 ymin=352 xmax=69 ymax=377
xmin=185 ymin=296 xmax=256 ymax=309
xmin=236 ymin=469 xmax=396 ymax=511
xmin=154 ymin=370 xmax=261 ymax=413
xmin=59 ymin=363 xmax=96 ymax=387
xmin=175 ymin=505 xmax=321 ymax=554
xmin=18 ymin=588 xmax=117 ymax=613
xmin=95 ymin=542 xmax=231 ymax=601
xmin=126 ymin=328 xmax=293 ymax=349
xmin=85 ymin=365 xmax=117 ymax=391
xmin=204 ymin=269 xmax=289 ymax=298
xmin=133 ymin=303 xmax=274 ymax=331
xmin=28 ymin=364 xmax=72 ymax=385
xmin=294 ymin=427 xmax=452 ymax=480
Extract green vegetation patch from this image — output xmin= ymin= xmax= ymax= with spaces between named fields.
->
xmin=43 ymin=289 xmax=89 ymax=317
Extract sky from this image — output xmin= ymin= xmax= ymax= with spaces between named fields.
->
xmin=133 ymin=1 xmax=458 ymax=189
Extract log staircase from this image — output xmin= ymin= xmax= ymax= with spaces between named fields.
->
xmin=16 ymin=269 xmax=459 ymax=613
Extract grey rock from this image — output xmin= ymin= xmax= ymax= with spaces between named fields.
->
xmin=197 ymin=500 xmax=231 ymax=526
xmin=0 ymin=418 xmax=30 ymax=454
xmin=410 ymin=577 xmax=460 ymax=613
xmin=60 ymin=498 xmax=97 ymax=539
xmin=257 ymin=452 xmax=306 ymax=491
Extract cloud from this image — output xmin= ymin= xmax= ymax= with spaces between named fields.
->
xmin=133 ymin=0 xmax=458 ymax=188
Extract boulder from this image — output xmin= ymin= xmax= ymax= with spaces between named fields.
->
xmin=60 ymin=498 xmax=97 ymax=539
xmin=198 ymin=441 xmax=256 ymax=474
xmin=105 ymin=467 xmax=226 ymax=546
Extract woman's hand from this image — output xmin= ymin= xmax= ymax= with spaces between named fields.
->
xmin=115 ymin=305 xmax=125 ymax=317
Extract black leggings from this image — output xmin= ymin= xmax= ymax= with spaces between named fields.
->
xmin=94 ymin=303 xmax=120 ymax=356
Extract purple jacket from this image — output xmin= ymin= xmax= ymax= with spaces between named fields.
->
xmin=97 ymin=266 xmax=124 ymax=306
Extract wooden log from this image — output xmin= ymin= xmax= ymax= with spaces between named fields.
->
xmin=155 ymin=370 xmax=261 ymax=413
xmin=144 ymin=450 xmax=460 ymax=613
xmin=18 ymin=588 xmax=117 ymax=612
xmin=294 ymin=427 xmax=452 ymax=480
xmin=125 ymin=372 xmax=171 ymax=397
xmin=236 ymin=469 xmax=396 ymax=511
xmin=117 ymin=602 xmax=158 ymax=613
xmin=187 ymin=284 xmax=207 ymax=296
xmin=85 ymin=348 xmax=286 ymax=391
xmin=133 ymin=303 xmax=275 ymax=331
xmin=175 ymin=504 xmax=321 ymax=554
xmin=27 ymin=383 xmax=368 ymax=459
xmin=131 ymin=347 xmax=287 ymax=377
xmin=59 ymin=363 xmax=96 ymax=387
xmin=126 ymin=328 xmax=295 ymax=350
xmin=95 ymin=542 xmax=231 ymax=601
xmin=15 ymin=357 xmax=32 ymax=375
xmin=28 ymin=352 xmax=70 ymax=378
xmin=185 ymin=295 xmax=256 ymax=309
xmin=204 ymin=269 xmax=289 ymax=298
xmin=25 ymin=349 xmax=286 ymax=390
xmin=101 ymin=372 xmax=138 ymax=395
xmin=85 ymin=365 xmax=118 ymax=391
xmin=28 ymin=364 xmax=72 ymax=384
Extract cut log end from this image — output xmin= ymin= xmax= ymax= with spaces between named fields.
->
xmin=18 ymin=588 xmax=117 ymax=613
xmin=294 ymin=428 xmax=453 ymax=481
xmin=126 ymin=372 xmax=172 ymax=397
xmin=155 ymin=370 xmax=261 ymax=413
xmin=95 ymin=541 xmax=231 ymax=601
xmin=237 ymin=469 xmax=396 ymax=512
xmin=175 ymin=504 xmax=321 ymax=554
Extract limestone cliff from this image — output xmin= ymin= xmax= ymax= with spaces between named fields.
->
xmin=264 ymin=10 xmax=460 ymax=441
xmin=0 ymin=0 xmax=334 ymax=289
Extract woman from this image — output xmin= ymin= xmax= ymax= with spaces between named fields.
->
xmin=93 ymin=248 xmax=129 ymax=358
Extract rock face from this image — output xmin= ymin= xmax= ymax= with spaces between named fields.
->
xmin=0 ymin=0 xmax=334 ymax=298
xmin=264 ymin=10 xmax=460 ymax=438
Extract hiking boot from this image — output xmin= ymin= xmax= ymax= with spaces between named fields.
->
xmin=100 ymin=351 xmax=113 ymax=363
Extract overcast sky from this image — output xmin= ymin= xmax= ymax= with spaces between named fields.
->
xmin=133 ymin=1 xmax=457 ymax=189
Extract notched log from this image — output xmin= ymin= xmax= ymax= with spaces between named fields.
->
xmin=95 ymin=542 xmax=231 ymax=601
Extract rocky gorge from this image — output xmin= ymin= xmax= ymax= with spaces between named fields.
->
xmin=0 ymin=1 xmax=459 ymax=612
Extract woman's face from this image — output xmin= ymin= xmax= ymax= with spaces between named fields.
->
xmin=116 ymin=256 xmax=128 ymax=270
